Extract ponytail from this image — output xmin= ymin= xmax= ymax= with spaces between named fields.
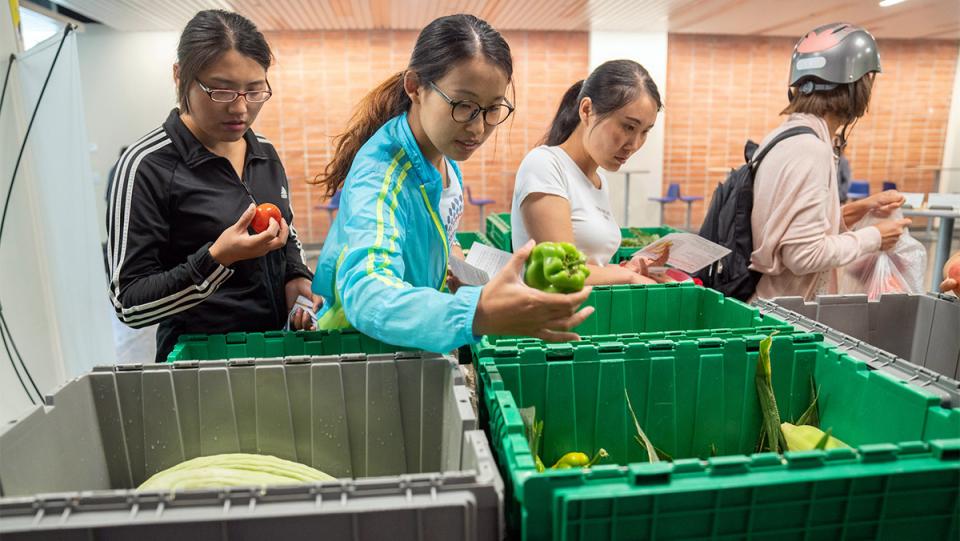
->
xmin=312 ymin=14 xmax=513 ymax=198
xmin=312 ymin=72 xmax=410 ymax=197
xmin=543 ymin=60 xmax=663 ymax=147
xmin=544 ymin=80 xmax=584 ymax=146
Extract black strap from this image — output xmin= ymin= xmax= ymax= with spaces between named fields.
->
xmin=750 ymin=126 xmax=819 ymax=170
xmin=0 ymin=53 xmax=14 ymax=119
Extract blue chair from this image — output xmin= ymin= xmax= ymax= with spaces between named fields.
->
xmin=882 ymin=181 xmax=897 ymax=192
xmin=466 ymin=185 xmax=495 ymax=233
xmin=316 ymin=189 xmax=342 ymax=224
xmin=847 ymin=181 xmax=870 ymax=201
xmin=648 ymin=183 xmax=680 ymax=226
xmin=679 ymin=192 xmax=704 ymax=231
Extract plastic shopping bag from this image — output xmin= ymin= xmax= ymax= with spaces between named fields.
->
xmin=840 ymin=210 xmax=926 ymax=300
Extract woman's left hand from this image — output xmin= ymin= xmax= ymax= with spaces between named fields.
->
xmin=866 ymin=190 xmax=906 ymax=217
xmin=624 ymin=242 xmax=671 ymax=275
xmin=445 ymin=269 xmax=463 ymax=293
xmin=285 ymin=277 xmax=323 ymax=330
xmin=446 ymin=245 xmax=466 ymax=293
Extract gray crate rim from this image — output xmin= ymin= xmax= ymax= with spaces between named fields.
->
xmin=752 ymin=298 xmax=960 ymax=409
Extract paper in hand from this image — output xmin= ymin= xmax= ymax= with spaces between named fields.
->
xmin=465 ymin=243 xmax=512 ymax=279
xmin=636 ymin=233 xmax=731 ymax=274
xmin=449 ymin=243 xmax=514 ymax=286
xmin=449 ymin=256 xmax=490 ymax=286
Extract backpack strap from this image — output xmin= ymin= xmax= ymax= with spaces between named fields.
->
xmin=750 ymin=126 xmax=819 ymax=170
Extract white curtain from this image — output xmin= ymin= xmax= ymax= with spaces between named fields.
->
xmin=0 ymin=30 xmax=114 ymax=423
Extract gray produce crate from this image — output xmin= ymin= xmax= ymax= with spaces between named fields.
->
xmin=0 ymin=352 xmax=503 ymax=541
xmin=764 ymin=292 xmax=960 ymax=380
xmin=755 ymin=297 xmax=960 ymax=409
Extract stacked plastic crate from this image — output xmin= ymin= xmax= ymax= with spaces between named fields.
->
xmin=471 ymin=283 xmax=960 ymax=540
xmin=0 ymin=352 xmax=504 ymax=540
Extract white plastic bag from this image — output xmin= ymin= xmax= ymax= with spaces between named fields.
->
xmin=840 ymin=210 xmax=926 ymax=300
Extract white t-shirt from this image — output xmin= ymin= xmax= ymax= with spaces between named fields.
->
xmin=511 ymin=146 xmax=621 ymax=265
xmin=439 ymin=159 xmax=463 ymax=247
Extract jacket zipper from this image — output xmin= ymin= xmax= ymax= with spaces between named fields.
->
xmin=228 ymin=157 xmax=284 ymax=322
xmin=419 ymin=184 xmax=449 ymax=293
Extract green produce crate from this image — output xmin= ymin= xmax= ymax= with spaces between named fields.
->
xmin=476 ymin=283 xmax=786 ymax=347
xmin=455 ymin=230 xmax=493 ymax=252
xmin=485 ymin=212 xmax=512 ymax=252
xmin=1 ymin=353 xmax=503 ymax=541
xmin=474 ymin=324 xmax=796 ymax=362
xmin=481 ymin=216 xmax=676 ymax=259
xmin=613 ymin=226 xmax=682 ymax=263
xmin=479 ymin=334 xmax=960 ymax=541
xmin=167 ymin=329 xmax=411 ymax=362
xmin=472 ymin=283 xmax=790 ymax=384
xmin=575 ymin=282 xmax=786 ymax=337
xmin=472 ymin=323 xmax=795 ymax=431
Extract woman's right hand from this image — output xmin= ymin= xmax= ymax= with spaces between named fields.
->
xmin=210 ymin=203 xmax=289 ymax=267
xmin=875 ymin=218 xmax=911 ymax=251
xmin=473 ymin=240 xmax=596 ymax=342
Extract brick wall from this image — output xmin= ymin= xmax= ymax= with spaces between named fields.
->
xmin=663 ymin=34 xmax=959 ymax=229
xmin=255 ymin=30 xmax=958 ymax=242
xmin=255 ymin=30 xmax=589 ymax=244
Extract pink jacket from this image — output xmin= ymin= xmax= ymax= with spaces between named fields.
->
xmin=750 ymin=114 xmax=881 ymax=300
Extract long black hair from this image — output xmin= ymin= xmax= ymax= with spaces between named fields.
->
xmin=313 ymin=14 xmax=514 ymax=197
xmin=176 ymin=10 xmax=273 ymax=113
xmin=545 ymin=59 xmax=662 ymax=146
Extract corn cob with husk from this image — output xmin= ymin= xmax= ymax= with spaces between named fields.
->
xmin=625 ymin=388 xmax=660 ymax=463
xmin=781 ymin=423 xmax=849 ymax=451
xmin=756 ymin=332 xmax=787 ymax=453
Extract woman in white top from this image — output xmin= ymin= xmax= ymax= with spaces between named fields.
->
xmin=511 ymin=59 xmax=664 ymax=285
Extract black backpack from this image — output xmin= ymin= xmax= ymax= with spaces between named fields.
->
xmin=694 ymin=126 xmax=817 ymax=300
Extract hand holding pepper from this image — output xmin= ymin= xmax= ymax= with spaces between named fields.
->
xmin=473 ymin=240 xmax=595 ymax=341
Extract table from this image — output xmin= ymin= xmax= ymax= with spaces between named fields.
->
xmin=620 ymin=170 xmax=650 ymax=226
xmin=902 ymin=207 xmax=959 ymax=287
xmin=911 ymin=165 xmax=960 ymax=193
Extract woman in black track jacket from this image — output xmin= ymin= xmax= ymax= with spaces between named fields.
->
xmin=107 ymin=10 xmax=319 ymax=361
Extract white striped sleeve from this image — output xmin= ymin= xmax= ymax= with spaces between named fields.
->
xmin=107 ymin=131 xmax=234 ymax=328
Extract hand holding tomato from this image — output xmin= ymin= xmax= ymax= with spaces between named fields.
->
xmin=210 ymin=203 xmax=288 ymax=267
xmin=251 ymin=203 xmax=282 ymax=234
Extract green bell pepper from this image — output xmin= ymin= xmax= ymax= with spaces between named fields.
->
xmin=524 ymin=242 xmax=591 ymax=293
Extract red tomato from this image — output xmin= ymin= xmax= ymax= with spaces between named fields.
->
xmin=251 ymin=203 xmax=282 ymax=234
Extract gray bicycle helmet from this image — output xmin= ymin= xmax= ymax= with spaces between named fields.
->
xmin=789 ymin=23 xmax=881 ymax=95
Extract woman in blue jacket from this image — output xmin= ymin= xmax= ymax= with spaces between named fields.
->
xmin=310 ymin=14 xmax=594 ymax=352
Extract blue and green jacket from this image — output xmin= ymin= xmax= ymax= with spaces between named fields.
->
xmin=312 ymin=113 xmax=481 ymax=352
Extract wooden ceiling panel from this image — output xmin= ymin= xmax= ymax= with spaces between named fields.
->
xmin=53 ymin=0 xmax=959 ymax=39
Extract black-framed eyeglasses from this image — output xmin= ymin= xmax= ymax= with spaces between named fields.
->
xmin=196 ymin=79 xmax=273 ymax=103
xmin=428 ymin=82 xmax=514 ymax=126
